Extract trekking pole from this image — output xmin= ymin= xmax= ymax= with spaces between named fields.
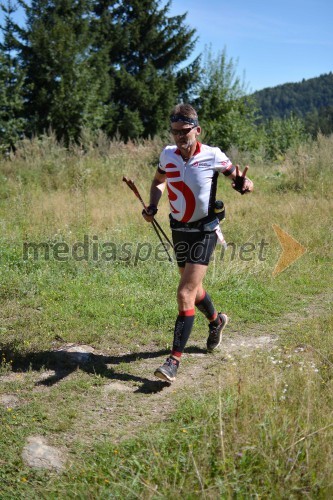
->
xmin=122 ymin=176 xmax=174 ymax=262
xmin=122 ymin=177 xmax=173 ymax=247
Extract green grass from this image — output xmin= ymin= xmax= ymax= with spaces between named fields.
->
xmin=2 ymin=315 xmax=332 ymax=498
xmin=0 ymin=134 xmax=332 ymax=497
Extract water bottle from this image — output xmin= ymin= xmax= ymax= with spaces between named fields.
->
xmin=214 ymin=200 xmax=225 ymax=221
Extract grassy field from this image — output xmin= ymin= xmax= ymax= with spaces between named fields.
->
xmin=0 ymin=133 xmax=332 ymax=498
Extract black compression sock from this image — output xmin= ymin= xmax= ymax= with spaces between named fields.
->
xmin=195 ymin=291 xmax=217 ymax=322
xmin=172 ymin=309 xmax=195 ymax=353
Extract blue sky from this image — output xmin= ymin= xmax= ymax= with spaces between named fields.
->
xmin=3 ymin=0 xmax=332 ymax=92
xmin=168 ymin=0 xmax=333 ymax=91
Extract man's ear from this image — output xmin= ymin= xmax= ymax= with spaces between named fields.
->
xmin=196 ymin=126 xmax=201 ymax=136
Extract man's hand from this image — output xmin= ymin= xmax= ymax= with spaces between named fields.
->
xmin=232 ymin=165 xmax=254 ymax=195
xmin=142 ymin=204 xmax=158 ymax=223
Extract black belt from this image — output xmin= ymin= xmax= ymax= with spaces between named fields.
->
xmin=169 ymin=214 xmax=218 ymax=231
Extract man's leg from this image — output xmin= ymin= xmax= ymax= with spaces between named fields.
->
xmin=172 ymin=263 xmax=208 ymax=356
xmin=154 ymin=263 xmax=208 ymax=382
xmin=195 ymin=289 xmax=220 ymax=324
xmin=179 ymin=267 xmax=228 ymax=352
xmin=178 ymin=268 xmax=220 ymax=326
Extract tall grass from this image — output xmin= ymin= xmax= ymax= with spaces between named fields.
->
xmin=0 ymin=133 xmax=332 ymax=347
xmin=0 ymin=132 xmax=332 ymax=497
xmin=57 ymin=315 xmax=332 ymax=498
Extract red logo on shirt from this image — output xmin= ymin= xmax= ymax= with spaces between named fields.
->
xmin=167 ymin=181 xmax=196 ymax=222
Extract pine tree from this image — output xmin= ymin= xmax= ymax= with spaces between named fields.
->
xmin=93 ymin=0 xmax=200 ymax=140
xmin=19 ymin=0 xmax=110 ymax=143
xmin=305 ymin=105 xmax=333 ymax=137
xmin=0 ymin=0 xmax=25 ymax=151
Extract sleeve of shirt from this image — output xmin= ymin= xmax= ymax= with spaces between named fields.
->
xmin=214 ymin=148 xmax=235 ymax=176
xmin=157 ymin=148 xmax=166 ymax=174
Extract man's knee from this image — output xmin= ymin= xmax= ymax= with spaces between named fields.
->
xmin=177 ymin=285 xmax=196 ymax=305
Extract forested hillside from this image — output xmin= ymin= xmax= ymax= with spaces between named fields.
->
xmin=253 ymin=73 xmax=333 ymax=135
xmin=0 ymin=0 xmax=332 ymax=152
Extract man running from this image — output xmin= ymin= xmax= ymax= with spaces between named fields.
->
xmin=142 ymin=103 xmax=254 ymax=383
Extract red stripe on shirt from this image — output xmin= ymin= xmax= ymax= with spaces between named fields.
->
xmin=166 ymin=171 xmax=180 ymax=178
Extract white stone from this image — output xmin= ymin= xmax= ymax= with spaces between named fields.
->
xmin=103 ymin=382 xmax=133 ymax=393
xmin=55 ymin=344 xmax=95 ymax=363
xmin=22 ymin=436 xmax=65 ymax=471
xmin=0 ymin=394 xmax=20 ymax=408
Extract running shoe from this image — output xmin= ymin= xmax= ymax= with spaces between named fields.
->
xmin=206 ymin=313 xmax=228 ymax=352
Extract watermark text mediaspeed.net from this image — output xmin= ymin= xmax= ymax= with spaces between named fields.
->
xmin=22 ymin=226 xmax=306 ymax=274
xmin=22 ymin=234 xmax=269 ymax=266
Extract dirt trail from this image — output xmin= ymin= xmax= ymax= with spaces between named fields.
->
xmin=1 ymin=291 xmax=332 ymax=456
xmin=62 ymin=291 xmax=332 ymax=445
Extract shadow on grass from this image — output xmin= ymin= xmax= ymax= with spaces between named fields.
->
xmin=0 ymin=345 xmax=206 ymax=394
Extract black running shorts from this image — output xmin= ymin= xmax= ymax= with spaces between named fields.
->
xmin=172 ymin=230 xmax=218 ymax=268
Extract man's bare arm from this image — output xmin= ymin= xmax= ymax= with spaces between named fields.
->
xmin=149 ymin=171 xmax=166 ymax=206
xmin=142 ymin=171 xmax=166 ymax=222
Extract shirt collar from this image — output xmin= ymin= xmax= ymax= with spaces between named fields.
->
xmin=175 ymin=141 xmax=201 ymax=157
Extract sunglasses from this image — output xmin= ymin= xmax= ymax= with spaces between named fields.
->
xmin=170 ymin=125 xmax=197 ymax=136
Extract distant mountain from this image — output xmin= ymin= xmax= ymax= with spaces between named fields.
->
xmin=252 ymin=73 xmax=333 ymax=119
xmin=252 ymin=73 xmax=333 ymax=135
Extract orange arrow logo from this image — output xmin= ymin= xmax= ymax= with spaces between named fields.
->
xmin=272 ymin=224 xmax=306 ymax=276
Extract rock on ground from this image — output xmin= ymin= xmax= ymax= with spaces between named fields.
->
xmin=22 ymin=436 xmax=66 ymax=471
xmin=0 ymin=394 xmax=20 ymax=408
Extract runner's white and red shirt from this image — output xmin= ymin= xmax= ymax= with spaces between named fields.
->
xmin=158 ymin=142 xmax=235 ymax=223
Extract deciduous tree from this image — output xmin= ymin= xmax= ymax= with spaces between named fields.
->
xmin=195 ymin=46 xmax=258 ymax=152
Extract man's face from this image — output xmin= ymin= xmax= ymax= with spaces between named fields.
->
xmin=170 ymin=122 xmax=200 ymax=151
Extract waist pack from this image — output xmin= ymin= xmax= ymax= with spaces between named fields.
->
xmin=169 ymin=214 xmax=219 ymax=232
